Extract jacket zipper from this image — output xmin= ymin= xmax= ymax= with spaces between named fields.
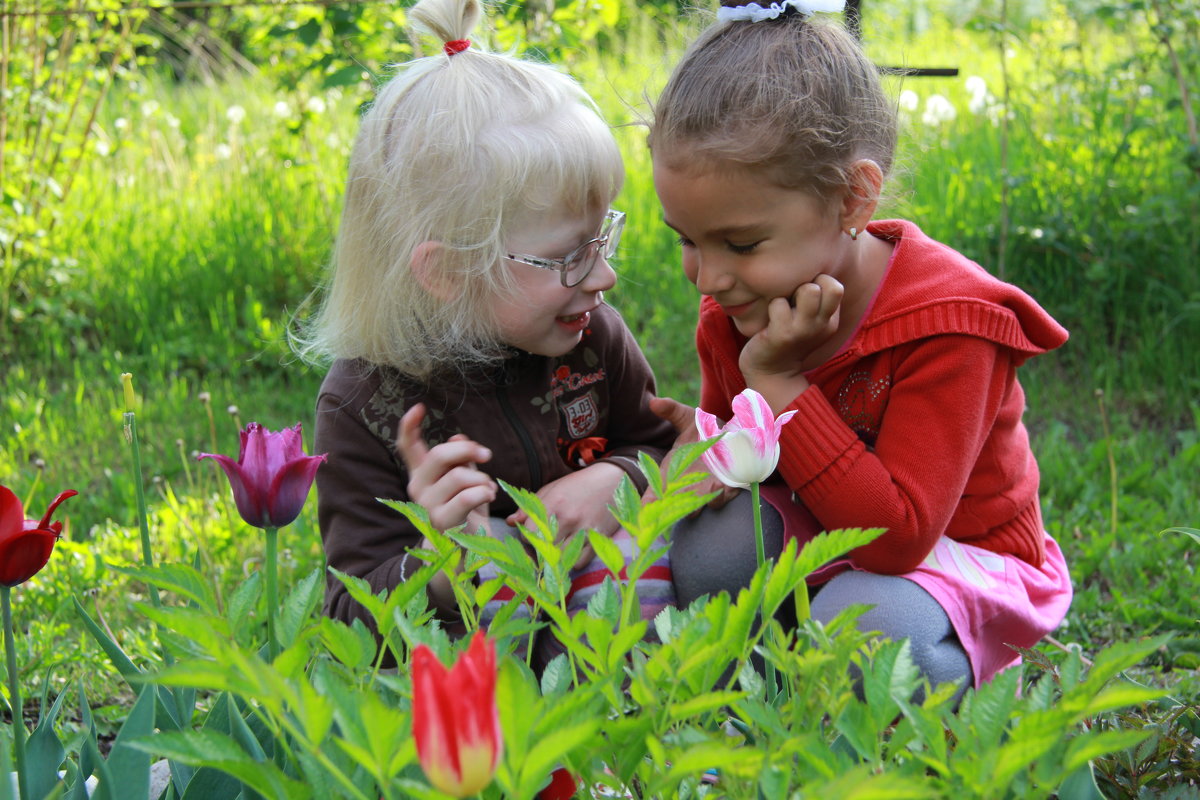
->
xmin=497 ymin=387 xmax=541 ymax=489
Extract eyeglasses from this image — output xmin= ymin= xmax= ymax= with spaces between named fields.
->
xmin=505 ymin=209 xmax=625 ymax=288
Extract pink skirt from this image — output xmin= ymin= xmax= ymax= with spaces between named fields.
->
xmin=763 ymin=485 xmax=1073 ymax=688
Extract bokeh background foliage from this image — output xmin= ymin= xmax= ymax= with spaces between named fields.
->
xmin=1 ymin=0 xmax=1198 ymax=792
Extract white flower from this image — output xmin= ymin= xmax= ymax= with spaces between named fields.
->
xmin=226 ymin=105 xmax=246 ymax=125
xmin=965 ymin=75 xmax=988 ymax=100
xmin=114 ymin=117 xmax=128 ymax=131
xmin=305 ymin=96 xmax=326 ymax=115
xmin=273 ymin=101 xmax=292 ymax=118
xmin=95 ymin=140 xmax=110 ymax=157
xmin=141 ymin=100 xmax=159 ymax=117
xmin=695 ymin=389 xmax=797 ymax=489
xmin=965 ymin=75 xmax=991 ymax=115
xmin=215 ymin=143 xmax=233 ymax=160
xmin=165 ymin=114 xmax=181 ymax=129
xmin=922 ymin=94 xmax=957 ymax=126
xmin=898 ymin=89 xmax=920 ymax=113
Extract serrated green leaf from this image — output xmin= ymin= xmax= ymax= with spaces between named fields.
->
xmin=225 ymin=571 xmax=262 ymax=640
xmin=586 ymin=577 xmax=621 ymax=625
xmin=278 ymin=568 xmax=323 ymax=648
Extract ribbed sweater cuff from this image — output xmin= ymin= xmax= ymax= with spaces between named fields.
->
xmin=776 ymin=386 xmax=862 ymax=498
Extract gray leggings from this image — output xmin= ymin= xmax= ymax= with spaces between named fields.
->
xmin=671 ymin=491 xmax=973 ymax=702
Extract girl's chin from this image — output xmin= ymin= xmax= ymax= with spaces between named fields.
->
xmin=731 ymin=317 xmax=766 ymax=339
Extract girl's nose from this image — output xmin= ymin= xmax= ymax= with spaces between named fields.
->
xmin=688 ymin=253 xmax=734 ymax=296
xmin=580 ymin=253 xmax=617 ymax=293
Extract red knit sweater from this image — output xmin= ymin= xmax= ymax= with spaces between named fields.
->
xmin=697 ymin=220 xmax=1069 ymax=573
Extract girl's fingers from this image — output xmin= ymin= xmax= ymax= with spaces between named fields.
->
xmin=650 ymin=395 xmax=698 ymax=439
xmin=397 ymin=403 xmax=430 ymax=468
xmin=427 ymin=484 xmax=497 ymax=531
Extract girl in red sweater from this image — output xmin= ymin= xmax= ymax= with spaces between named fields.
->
xmin=648 ymin=0 xmax=1072 ymax=699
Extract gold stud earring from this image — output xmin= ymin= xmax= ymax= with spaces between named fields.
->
xmin=848 ymin=227 xmax=859 ymax=241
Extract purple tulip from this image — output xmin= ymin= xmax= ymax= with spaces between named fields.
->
xmin=199 ymin=422 xmax=326 ymax=529
xmin=695 ymin=389 xmax=797 ymax=489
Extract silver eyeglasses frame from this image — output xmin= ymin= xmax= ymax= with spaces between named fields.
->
xmin=505 ymin=209 xmax=625 ymax=287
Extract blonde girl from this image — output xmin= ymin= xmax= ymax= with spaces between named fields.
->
xmin=298 ymin=0 xmax=675 ymax=665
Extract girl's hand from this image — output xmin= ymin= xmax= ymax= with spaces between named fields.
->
xmin=397 ymin=404 xmax=496 ymax=534
xmin=649 ymin=396 xmax=740 ymax=511
xmin=506 ymin=462 xmax=625 ymax=569
xmin=740 ymin=273 xmax=844 ymax=381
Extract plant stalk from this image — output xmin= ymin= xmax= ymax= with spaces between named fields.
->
xmin=265 ymin=526 xmax=278 ymax=661
xmin=751 ymin=482 xmax=780 ymax=701
xmin=3 ymin=586 xmax=28 ymax=800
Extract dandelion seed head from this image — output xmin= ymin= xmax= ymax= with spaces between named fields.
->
xmin=922 ymin=94 xmax=957 ymax=126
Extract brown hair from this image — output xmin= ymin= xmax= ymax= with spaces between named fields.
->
xmin=650 ymin=7 xmax=895 ymax=202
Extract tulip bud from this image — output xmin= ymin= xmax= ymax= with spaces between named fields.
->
xmin=412 ymin=632 xmax=503 ymax=797
xmin=197 ymin=422 xmax=326 ymax=529
xmin=0 ymin=485 xmax=78 ymax=587
xmin=695 ymin=388 xmax=797 ymax=489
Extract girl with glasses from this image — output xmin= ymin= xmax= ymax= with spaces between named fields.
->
xmin=294 ymin=0 xmax=675 ymax=670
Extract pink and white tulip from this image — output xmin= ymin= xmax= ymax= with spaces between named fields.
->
xmin=695 ymin=389 xmax=797 ymax=489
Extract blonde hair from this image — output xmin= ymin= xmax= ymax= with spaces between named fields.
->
xmin=293 ymin=0 xmax=623 ymax=380
xmin=650 ymin=8 xmax=895 ymax=201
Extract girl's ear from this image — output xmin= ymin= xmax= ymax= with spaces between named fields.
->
xmin=410 ymin=240 xmax=458 ymax=301
xmin=839 ymin=159 xmax=884 ymax=234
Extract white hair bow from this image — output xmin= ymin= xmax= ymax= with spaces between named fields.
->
xmin=716 ymin=0 xmax=846 ymax=22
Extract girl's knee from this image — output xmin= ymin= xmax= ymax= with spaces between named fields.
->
xmin=669 ymin=491 xmax=784 ymax=608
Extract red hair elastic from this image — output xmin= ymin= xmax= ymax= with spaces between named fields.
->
xmin=443 ymin=39 xmax=471 ymax=56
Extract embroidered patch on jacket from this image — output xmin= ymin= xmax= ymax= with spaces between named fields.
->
xmin=562 ymin=392 xmax=600 ymax=439
xmin=551 ymin=364 xmax=607 ymax=398
xmin=833 ymin=369 xmax=891 ymax=444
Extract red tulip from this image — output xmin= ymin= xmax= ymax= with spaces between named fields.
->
xmin=198 ymin=422 xmax=326 ymax=529
xmin=412 ymin=631 xmax=502 ymax=797
xmin=0 ymin=485 xmax=77 ymax=587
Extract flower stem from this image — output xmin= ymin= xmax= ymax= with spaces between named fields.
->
xmin=265 ymin=526 xmax=278 ymax=661
xmin=750 ymin=483 xmax=781 ymax=702
xmin=3 ymin=586 xmax=28 ymax=800
xmin=124 ymin=411 xmax=161 ymax=601
xmin=751 ymin=482 xmax=765 ymax=569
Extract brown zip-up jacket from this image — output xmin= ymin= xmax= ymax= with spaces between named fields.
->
xmin=314 ymin=302 xmax=676 ymax=631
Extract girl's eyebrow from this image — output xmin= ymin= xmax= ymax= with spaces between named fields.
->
xmin=661 ymin=216 xmax=762 ymax=239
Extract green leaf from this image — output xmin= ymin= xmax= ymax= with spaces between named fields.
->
xmin=322 ymin=65 xmax=365 ymax=89
xmin=94 ymin=684 xmax=156 ymax=800
xmin=225 ymin=571 xmax=262 ymax=640
xmin=587 ymin=529 xmax=626 ymax=577
xmin=585 ymin=577 xmax=621 ymax=626
xmin=668 ymin=691 xmax=746 ymax=720
xmin=294 ymin=18 xmax=321 ymax=46
xmin=860 ymin=639 xmax=919 ymax=728
xmin=1161 ymin=526 xmax=1200 ymax=545
xmin=1064 ymin=728 xmax=1152 ymax=774
xmin=278 ymin=568 xmax=323 ymax=648
xmin=128 ymin=730 xmax=309 ymax=799
xmin=25 ymin=684 xmax=69 ymax=800
xmin=1057 ymin=760 xmax=1105 ymax=800
xmin=109 ymin=562 xmax=218 ymax=614
xmin=0 ymin=727 xmax=14 ymax=800
xmin=540 ymin=654 xmax=571 ymax=697
xmin=319 ymin=617 xmax=375 ymax=670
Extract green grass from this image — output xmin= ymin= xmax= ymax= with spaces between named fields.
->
xmin=1 ymin=0 xmax=1198 ymax=789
